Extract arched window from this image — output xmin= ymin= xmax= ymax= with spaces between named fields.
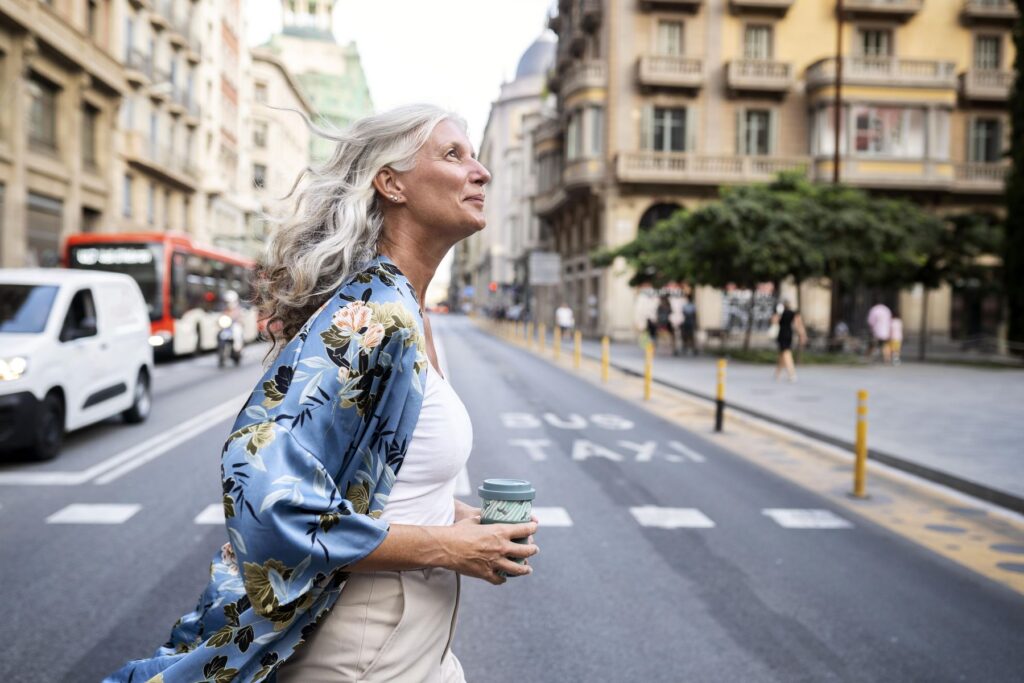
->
xmin=638 ymin=202 xmax=682 ymax=231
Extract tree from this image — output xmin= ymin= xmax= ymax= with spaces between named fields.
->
xmin=1006 ymin=2 xmax=1024 ymax=354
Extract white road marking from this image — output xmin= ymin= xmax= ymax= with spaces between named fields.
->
xmin=46 ymin=503 xmax=141 ymax=524
xmin=194 ymin=503 xmax=226 ymax=525
xmin=630 ymin=506 xmax=715 ymax=529
xmin=762 ymin=509 xmax=853 ymax=529
xmin=571 ymin=439 xmax=624 ymax=462
xmin=533 ymin=506 xmax=573 ymax=527
xmin=508 ymin=438 xmax=552 ymax=461
xmin=0 ymin=393 xmax=248 ymax=486
xmin=668 ymin=441 xmax=708 ymax=463
xmin=455 ymin=467 xmax=471 ymax=496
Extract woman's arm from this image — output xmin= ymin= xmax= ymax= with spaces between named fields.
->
xmin=346 ymin=518 xmax=539 ymax=585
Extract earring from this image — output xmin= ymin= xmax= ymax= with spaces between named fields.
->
xmin=391 ymin=195 xmax=399 ymax=202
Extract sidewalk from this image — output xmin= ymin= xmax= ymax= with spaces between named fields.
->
xmin=555 ymin=334 xmax=1024 ymax=512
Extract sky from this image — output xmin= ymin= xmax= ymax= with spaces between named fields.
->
xmin=246 ymin=0 xmax=554 ymax=302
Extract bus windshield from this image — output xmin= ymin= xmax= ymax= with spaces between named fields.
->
xmin=68 ymin=243 xmax=164 ymax=321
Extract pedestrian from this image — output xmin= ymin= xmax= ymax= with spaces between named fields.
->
xmin=633 ymin=286 xmax=658 ymax=348
xmin=866 ymin=302 xmax=892 ymax=363
xmin=555 ymin=301 xmax=575 ymax=338
xmin=889 ymin=315 xmax=903 ymax=366
xmin=655 ymin=294 xmax=676 ymax=355
xmin=681 ymin=297 xmax=699 ymax=356
xmin=104 ymin=105 xmax=539 ymax=683
xmin=668 ymin=289 xmax=685 ymax=356
xmin=772 ymin=299 xmax=807 ymax=382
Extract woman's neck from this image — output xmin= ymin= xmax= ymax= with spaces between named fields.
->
xmin=378 ymin=234 xmax=448 ymax=309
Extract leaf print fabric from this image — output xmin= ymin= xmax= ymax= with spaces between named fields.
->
xmin=103 ymin=256 xmax=428 ymax=683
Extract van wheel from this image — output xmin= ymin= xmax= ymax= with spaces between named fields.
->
xmin=123 ymin=370 xmax=151 ymax=424
xmin=31 ymin=393 xmax=64 ymax=461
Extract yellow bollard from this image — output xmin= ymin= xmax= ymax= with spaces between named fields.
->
xmin=538 ymin=323 xmax=546 ymax=353
xmin=528 ymin=322 xmax=535 ymax=350
xmin=715 ymin=359 xmax=726 ymax=432
xmin=853 ymin=390 xmax=869 ymax=498
xmin=554 ymin=327 xmax=561 ymax=361
xmin=601 ymin=336 xmax=610 ymax=383
xmin=644 ymin=342 xmax=653 ymax=400
xmin=574 ymin=330 xmax=582 ymax=369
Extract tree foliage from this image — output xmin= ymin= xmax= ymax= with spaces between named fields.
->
xmin=1006 ymin=1 xmax=1024 ymax=352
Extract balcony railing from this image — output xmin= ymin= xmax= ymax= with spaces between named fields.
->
xmin=533 ymin=186 xmax=568 ymax=217
xmin=726 ymin=59 xmax=793 ymax=92
xmin=843 ymin=0 xmax=923 ymax=17
xmin=637 ymin=55 xmax=704 ymax=89
xmin=641 ymin=0 xmax=704 ymax=9
xmin=959 ymin=70 xmax=1012 ymax=100
xmin=533 ymin=118 xmax=562 ymax=147
xmin=615 ymin=152 xmax=808 ymax=184
xmin=955 ymin=162 xmax=1009 ymax=190
xmin=563 ymin=157 xmax=606 ymax=189
xmin=730 ymin=0 xmax=794 ymax=11
xmin=125 ymin=130 xmax=198 ymax=182
xmin=562 ymin=60 xmax=607 ymax=97
xmin=961 ymin=0 xmax=1017 ymax=22
xmin=805 ymin=56 xmax=956 ymax=89
xmin=125 ymin=48 xmax=153 ymax=81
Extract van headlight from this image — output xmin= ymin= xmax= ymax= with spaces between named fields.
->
xmin=218 ymin=315 xmax=233 ymax=329
xmin=149 ymin=331 xmax=172 ymax=347
xmin=0 ymin=357 xmax=28 ymax=381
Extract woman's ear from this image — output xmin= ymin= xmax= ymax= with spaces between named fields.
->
xmin=373 ymin=168 xmax=404 ymax=203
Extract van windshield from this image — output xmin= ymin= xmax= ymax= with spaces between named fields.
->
xmin=0 ymin=284 xmax=59 ymax=333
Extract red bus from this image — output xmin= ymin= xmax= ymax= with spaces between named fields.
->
xmin=63 ymin=232 xmax=259 ymax=356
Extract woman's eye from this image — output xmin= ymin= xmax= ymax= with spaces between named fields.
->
xmin=447 ymin=149 xmax=459 ymax=158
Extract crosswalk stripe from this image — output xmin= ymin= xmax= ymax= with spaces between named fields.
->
xmin=762 ymin=509 xmax=853 ymax=529
xmin=630 ymin=506 xmax=715 ymax=529
xmin=46 ymin=503 xmax=141 ymax=524
xmin=194 ymin=504 xmax=225 ymax=525
xmin=532 ymin=506 xmax=573 ymax=527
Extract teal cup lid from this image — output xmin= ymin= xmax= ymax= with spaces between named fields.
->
xmin=478 ymin=478 xmax=535 ymax=502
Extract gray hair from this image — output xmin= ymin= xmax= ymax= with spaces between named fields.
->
xmin=256 ymin=103 xmax=466 ymax=356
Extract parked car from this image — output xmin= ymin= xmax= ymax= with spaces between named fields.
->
xmin=0 ymin=269 xmax=154 ymax=460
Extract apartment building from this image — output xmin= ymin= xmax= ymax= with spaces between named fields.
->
xmin=249 ymin=48 xmax=315 ymax=236
xmin=114 ymin=0 xmax=202 ymax=238
xmin=538 ymin=0 xmax=1014 ymax=342
xmin=457 ymin=34 xmax=557 ymax=319
xmin=0 ymin=0 xmax=126 ymax=267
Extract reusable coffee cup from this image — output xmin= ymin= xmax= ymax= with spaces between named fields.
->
xmin=478 ymin=478 xmax=536 ymax=577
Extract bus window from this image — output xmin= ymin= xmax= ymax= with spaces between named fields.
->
xmin=171 ymin=251 xmax=189 ymax=319
xmin=186 ymin=254 xmax=208 ymax=311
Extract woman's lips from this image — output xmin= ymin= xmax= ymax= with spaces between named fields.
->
xmin=466 ymin=196 xmax=485 ymax=206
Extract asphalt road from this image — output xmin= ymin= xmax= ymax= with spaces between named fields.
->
xmin=1 ymin=317 xmax=1022 ymax=682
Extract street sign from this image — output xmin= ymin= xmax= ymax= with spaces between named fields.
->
xmin=528 ymin=251 xmax=561 ymax=286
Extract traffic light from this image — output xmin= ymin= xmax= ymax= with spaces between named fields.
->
xmin=488 ymin=281 xmax=498 ymax=293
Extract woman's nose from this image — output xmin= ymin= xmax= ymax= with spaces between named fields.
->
xmin=472 ymin=160 xmax=492 ymax=185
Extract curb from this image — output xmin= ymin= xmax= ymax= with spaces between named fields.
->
xmin=588 ymin=351 xmax=1024 ymax=516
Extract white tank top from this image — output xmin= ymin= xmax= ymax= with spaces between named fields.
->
xmin=380 ymin=364 xmax=473 ymax=527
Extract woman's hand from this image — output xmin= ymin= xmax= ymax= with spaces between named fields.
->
xmin=438 ymin=516 xmax=539 ymax=585
xmin=453 ymin=498 xmax=481 ymax=524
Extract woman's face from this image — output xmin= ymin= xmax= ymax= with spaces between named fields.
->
xmin=396 ymin=119 xmax=491 ymax=238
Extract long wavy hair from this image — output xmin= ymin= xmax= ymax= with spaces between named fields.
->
xmin=255 ymin=103 xmax=465 ymax=358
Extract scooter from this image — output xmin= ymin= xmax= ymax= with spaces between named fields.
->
xmin=217 ymin=314 xmax=242 ymax=367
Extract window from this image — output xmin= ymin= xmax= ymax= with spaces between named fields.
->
xmin=739 ymin=109 xmax=773 ymax=156
xmin=651 ymin=107 xmax=687 ymax=152
xmin=253 ymin=120 xmax=268 ymax=148
xmin=147 ymin=182 xmax=155 ymax=224
xmin=852 ymin=106 xmax=924 ymax=157
xmin=123 ymin=174 xmax=133 ymax=218
xmin=27 ymin=193 xmax=62 ymax=267
xmin=254 ymin=82 xmax=268 ymax=104
xmin=59 ymin=289 xmax=98 ymax=342
xmin=588 ymin=106 xmax=604 ymax=157
xmin=87 ymin=0 xmax=99 ymax=39
xmin=124 ymin=16 xmax=134 ymax=61
xmin=28 ymin=73 xmax=59 ymax=151
xmin=149 ymin=111 xmax=158 ymax=153
xmin=974 ymin=36 xmax=1002 ymax=70
xmin=82 ymin=103 xmax=99 ymax=169
xmin=656 ymin=20 xmax=683 ymax=56
xmin=858 ymin=29 xmax=892 ymax=57
xmin=566 ymin=111 xmax=583 ymax=160
xmin=0 ymin=284 xmax=59 ymax=334
xmin=743 ymin=25 xmax=773 ymax=60
xmin=969 ymin=118 xmax=1002 ymax=163
xmin=253 ymin=163 xmax=266 ymax=189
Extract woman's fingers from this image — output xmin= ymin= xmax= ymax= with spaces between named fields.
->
xmin=504 ymin=540 xmax=539 ymax=559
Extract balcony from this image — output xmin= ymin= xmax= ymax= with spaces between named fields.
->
xmin=563 ymin=157 xmax=606 ymax=190
xmin=581 ymin=0 xmax=602 ymax=31
xmin=812 ymin=157 xmax=953 ymax=190
xmin=805 ymin=57 xmax=956 ymax=90
xmin=562 ymin=60 xmax=607 ymax=98
xmin=637 ymin=55 xmax=704 ymax=90
xmin=959 ymin=70 xmax=1012 ymax=101
xmin=149 ymin=0 xmax=170 ymax=30
xmin=729 ymin=0 xmax=794 ymax=13
xmin=533 ymin=118 xmax=562 ymax=148
xmin=534 ymin=186 xmax=568 ymax=217
xmin=843 ymin=0 xmax=922 ymax=20
xmin=123 ymin=130 xmax=198 ymax=189
xmin=615 ymin=151 xmax=808 ymax=185
xmin=961 ymin=0 xmax=1017 ymax=23
xmin=726 ymin=59 xmax=793 ymax=93
xmin=954 ymin=162 xmax=1009 ymax=194
xmin=125 ymin=48 xmax=153 ymax=85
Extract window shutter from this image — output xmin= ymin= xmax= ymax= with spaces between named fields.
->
xmin=735 ymin=108 xmax=745 ymax=155
xmin=768 ymin=109 xmax=778 ymax=156
xmin=967 ymin=117 xmax=977 ymax=163
xmin=641 ymin=105 xmax=653 ymax=150
xmin=685 ymin=107 xmax=697 ymax=153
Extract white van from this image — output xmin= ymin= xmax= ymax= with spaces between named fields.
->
xmin=0 ymin=269 xmax=154 ymax=460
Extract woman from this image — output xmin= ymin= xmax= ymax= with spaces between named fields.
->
xmin=105 ymin=105 xmax=539 ymax=683
xmin=772 ymin=299 xmax=807 ymax=383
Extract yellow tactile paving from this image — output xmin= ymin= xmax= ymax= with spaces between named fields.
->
xmin=483 ymin=321 xmax=1024 ymax=597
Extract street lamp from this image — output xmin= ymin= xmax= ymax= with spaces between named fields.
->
xmin=833 ymin=0 xmax=844 ymax=185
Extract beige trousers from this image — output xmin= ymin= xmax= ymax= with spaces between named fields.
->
xmin=278 ymin=567 xmax=465 ymax=683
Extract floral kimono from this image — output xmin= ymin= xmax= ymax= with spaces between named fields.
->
xmin=105 ymin=256 xmax=429 ymax=683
